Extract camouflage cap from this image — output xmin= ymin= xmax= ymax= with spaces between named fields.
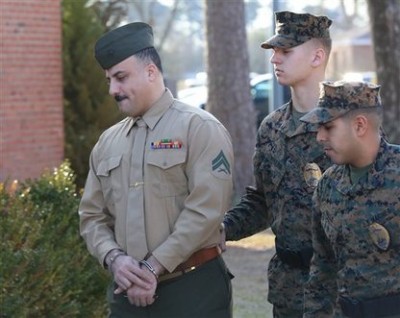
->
xmin=300 ymin=81 xmax=382 ymax=124
xmin=95 ymin=22 xmax=154 ymax=69
xmin=261 ymin=11 xmax=332 ymax=49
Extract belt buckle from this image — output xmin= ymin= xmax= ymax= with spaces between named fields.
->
xmin=159 ymin=265 xmax=197 ymax=283
xmin=183 ymin=266 xmax=196 ymax=273
xmin=158 ymin=246 xmax=219 ymax=283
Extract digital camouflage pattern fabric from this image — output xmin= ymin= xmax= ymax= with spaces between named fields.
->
xmin=224 ymin=102 xmax=332 ymax=311
xmin=261 ymin=11 xmax=332 ymax=49
xmin=304 ymin=139 xmax=400 ymax=317
xmin=301 ymin=81 xmax=382 ymax=125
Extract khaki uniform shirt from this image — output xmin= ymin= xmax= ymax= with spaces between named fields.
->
xmin=304 ymin=139 xmax=400 ymax=317
xmin=79 ymin=89 xmax=233 ymax=272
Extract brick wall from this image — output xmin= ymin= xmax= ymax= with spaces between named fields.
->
xmin=0 ymin=0 xmax=64 ymax=182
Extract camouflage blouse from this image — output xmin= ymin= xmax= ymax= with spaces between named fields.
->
xmin=224 ymin=102 xmax=331 ymax=250
xmin=224 ymin=101 xmax=332 ymax=308
xmin=304 ymin=139 xmax=400 ymax=316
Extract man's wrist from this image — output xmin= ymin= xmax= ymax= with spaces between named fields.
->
xmin=139 ymin=260 xmax=159 ymax=281
xmin=105 ymin=249 xmax=126 ymax=270
xmin=143 ymin=255 xmax=165 ymax=277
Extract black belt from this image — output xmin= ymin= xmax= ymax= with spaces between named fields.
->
xmin=339 ymin=293 xmax=400 ymax=318
xmin=275 ymin=246 xmax=313 ymax=269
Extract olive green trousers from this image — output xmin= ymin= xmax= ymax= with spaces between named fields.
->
xmin=107 ymin=256 xmax=233 ymax=318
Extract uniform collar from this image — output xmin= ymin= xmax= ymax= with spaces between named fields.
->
xmin=126 ymin=88 xmax=174 ymax=135
xmin=335 ymin=138 xmax=388 ymax=195
xmin=275 ymin=101 xmax=319 ymax=137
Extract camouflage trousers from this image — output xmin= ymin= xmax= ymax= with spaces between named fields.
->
xmin=273 ymin=303 xmax=303 ymax=318
xmin=268 ymin=254 xmax=310 ymax=313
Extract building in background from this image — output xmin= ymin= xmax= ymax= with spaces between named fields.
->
xmin=0 ymin=0 xmax=64 ymax=182
xmin=327 ymin=26 xmax=376 ymax=82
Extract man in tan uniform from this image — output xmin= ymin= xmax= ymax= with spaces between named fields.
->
xmin=79 ymin=22 xmax=234 ymax=318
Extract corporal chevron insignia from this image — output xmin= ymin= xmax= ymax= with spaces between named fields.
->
xmin=212 ymin=150 xmax=231 ymax=175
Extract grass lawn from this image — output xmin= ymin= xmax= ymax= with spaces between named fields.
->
xmin=223 ymin=230 xmax=275 ymax=318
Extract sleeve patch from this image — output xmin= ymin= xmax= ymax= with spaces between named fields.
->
xmin=212 ymin=150 xmax=231 ymax=175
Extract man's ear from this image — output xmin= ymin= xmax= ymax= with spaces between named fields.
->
xmin=353 ymin=115 xmax=368 ymax=137
xmin=146 ymin=63 xmax=157 ymax=81
xmin=311 ymin=47 xmax=326 ymax=67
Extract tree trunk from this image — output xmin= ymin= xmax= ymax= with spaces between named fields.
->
xmin=367 ymin=0 xmax=400 ymax=144
xmin=205 ymin=0 xmax=256 ymax=197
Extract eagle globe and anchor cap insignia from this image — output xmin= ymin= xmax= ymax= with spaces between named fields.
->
xmin=369 ymin=222 xmax=391 ymax=251
xmin=303 ymin=163 xmax=322 ymax=188
xmin=212 ymin=150 xmax=231 ymax=178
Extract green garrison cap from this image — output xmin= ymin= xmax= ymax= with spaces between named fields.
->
xmin=300 ymin=81 xmax=382 ymax=124
xmin=95 ymin=22 xmax=154 ymax=69
xmin=261 ymin=11 xmax=332 ymax=49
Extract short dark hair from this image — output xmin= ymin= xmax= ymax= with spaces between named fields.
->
xmin=311 ymin=37 xmax=332 ymax=57
xmin=319 ymin=37 xmax=332 ymax=56
xmin=135 ymin=47 xmax=163 ymax=74
xmin=343 ymin=106 xmax=383 ymax=129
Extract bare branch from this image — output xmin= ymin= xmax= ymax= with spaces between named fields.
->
xmin=158 ymin=0 xmax=181 ymax=52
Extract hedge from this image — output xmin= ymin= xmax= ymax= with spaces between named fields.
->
xmin=0 ymin=161 xmax=109 ymax=317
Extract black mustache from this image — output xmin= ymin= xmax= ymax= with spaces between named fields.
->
xmin=115 ymin=95 xmax=128 ymax=102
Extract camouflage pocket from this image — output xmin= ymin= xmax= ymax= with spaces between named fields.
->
xmin=321 ymin=212 xmax=339 ymax=246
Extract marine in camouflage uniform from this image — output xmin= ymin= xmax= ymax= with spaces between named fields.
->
xmin=223 ymin=11 xmax=333 ymax=317
xmin=301 ymin=81 xmax=400 ymax=318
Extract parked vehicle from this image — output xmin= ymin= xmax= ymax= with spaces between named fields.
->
xmin=177 ymin=73 xmax=273 ymax=127
xmin=250 ymin=73 xmax=273 ymax=127
xmin=177 ymin=85 xmax=208 ymax=110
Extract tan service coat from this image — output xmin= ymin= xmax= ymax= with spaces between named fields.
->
xmin=79 ymin=89 xmax=233 ymax=272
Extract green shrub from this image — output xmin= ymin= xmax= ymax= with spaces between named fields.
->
xmin=0 ymin=161 xmax=109 ymax=317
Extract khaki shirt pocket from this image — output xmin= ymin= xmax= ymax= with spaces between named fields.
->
xmin=147 ymin=150 xmax=188 ymax=197
xmin=96 ymin=155 xmax=123 ymax=205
